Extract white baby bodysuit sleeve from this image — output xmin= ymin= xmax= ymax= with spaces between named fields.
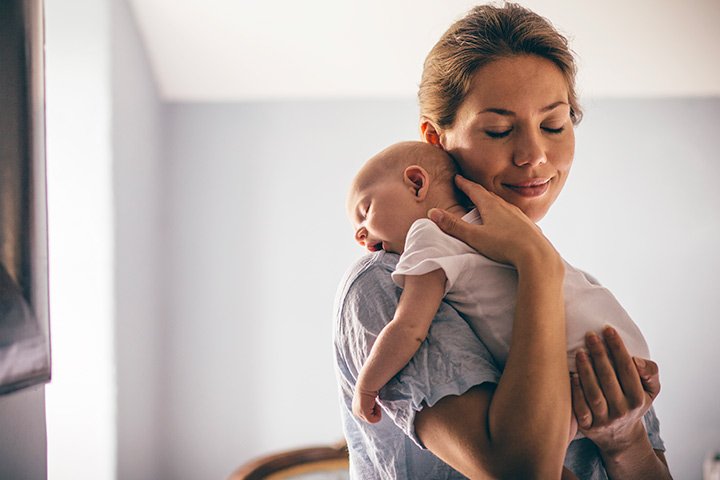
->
xmin=392 ymin=218 xmax=476 ymax=295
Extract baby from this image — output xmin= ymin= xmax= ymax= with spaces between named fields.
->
xmin=346 ymin=141 xmax=651 ymax=429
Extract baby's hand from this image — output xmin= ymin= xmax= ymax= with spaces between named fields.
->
xmin=352 ymin=388 xmax=382 ymax=423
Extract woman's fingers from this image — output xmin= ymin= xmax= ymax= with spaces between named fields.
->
xmin=427 ymin=176 xmax=496 ymax=242
xmin=572 ymin=330 xmax=661 ymax=449
xmin=428 ymin=208 xmax=469 ymax=237
xmin=453 ymin=175 xmax=496 ymax=210
xmin=575 ymin=348 xmax=608 ymax=420
xmin=571 ymin=373 xmax=592 ymax=429
xmin=601 ymin=327 xmax=645 ymax=409
xmin=431 ymin=174 xmax=559 ymax=268
xmin=574 ymin=329 xmax=656 ymax=433
xmin=633 ymin=357 xmax=661 ymax=401
xmin=585 ymin=331 xmax=630 ymax=417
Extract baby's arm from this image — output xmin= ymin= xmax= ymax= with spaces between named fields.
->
xmin=352 ymin=268 xmax=447 ymax=423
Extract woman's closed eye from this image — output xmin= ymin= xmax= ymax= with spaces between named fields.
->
xmin=541 ymin=124 xmax=565 ymax=134
xmin=484 ymin=121 xmax=567 ymax=138
xmin=485 ymin=128 xmax=513 ymax=139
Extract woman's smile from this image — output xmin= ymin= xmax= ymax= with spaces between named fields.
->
xmin=502 ymin=177 xmax=552 ymax=197
xmin=436 ymin=55 xmax=576 ymax=223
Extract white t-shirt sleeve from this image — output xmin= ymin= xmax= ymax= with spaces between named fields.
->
xmin=392 ymin=218 xmax=476 ymax=295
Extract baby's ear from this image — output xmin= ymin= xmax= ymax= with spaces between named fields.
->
xmin=404 ymin=165 xmax=430 ymax=201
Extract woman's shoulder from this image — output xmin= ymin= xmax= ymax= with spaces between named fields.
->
xmin=333 ymin=252 xmax=401 ymax=336
xmin=335 ymin=252 xmax=398 ymax=300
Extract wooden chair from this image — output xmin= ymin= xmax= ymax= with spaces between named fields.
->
xmin=228 ymin=439 xmax=349 ymax=480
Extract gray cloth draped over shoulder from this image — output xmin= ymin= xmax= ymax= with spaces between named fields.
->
xmin=333 ymin=252 xmax=665 ymax=480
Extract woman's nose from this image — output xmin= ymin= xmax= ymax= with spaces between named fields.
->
xmin=513 ymin=129 xmax=547 ymax=167
xmin=355 ymin=227 xmax=367 ymax=247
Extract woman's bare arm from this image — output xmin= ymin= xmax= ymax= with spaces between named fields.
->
xmin=416 ymin=253 xmax=568 ymax=479
xmin=416 ymin=177 xmax=571 ymax=479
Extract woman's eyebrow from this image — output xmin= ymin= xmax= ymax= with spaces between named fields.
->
xmin=479 ymin=101 xmax=569 ymax=116
xmin=540 ymin=101 xmax=569 ymax=112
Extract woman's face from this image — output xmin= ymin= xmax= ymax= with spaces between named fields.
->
xmin=438 ymin=55 xmax=575 ymax=223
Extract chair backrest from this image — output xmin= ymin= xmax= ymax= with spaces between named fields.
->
xmin=229 ymin=440 xmax=349 ymax=480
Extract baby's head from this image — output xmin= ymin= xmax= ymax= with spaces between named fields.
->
xmin=347 ymin=141 xmax=466 ymax=254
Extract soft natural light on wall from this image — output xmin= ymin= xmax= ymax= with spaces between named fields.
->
xmin=128 ymin=0 xmax=720 ymax=101
xmin=44 ymin=1 xmax=116 ymax=479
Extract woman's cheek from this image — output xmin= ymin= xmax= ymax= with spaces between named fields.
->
xmin=560 ymin=129 xmax=576 ymax=168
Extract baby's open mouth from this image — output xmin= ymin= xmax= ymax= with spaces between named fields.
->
xmin=368 ymin=242 xmax=383 ymax=252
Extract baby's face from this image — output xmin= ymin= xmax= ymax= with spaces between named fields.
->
xmin=347 ymin=178 xmax=424 ymax=255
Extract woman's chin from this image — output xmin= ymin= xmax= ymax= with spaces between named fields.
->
xmin=500 ymin=195 xmax=551 ymax=223
xmin=524 ymin=205 xmax=549 ymax=223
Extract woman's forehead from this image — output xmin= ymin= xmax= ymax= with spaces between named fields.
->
xmin=463 ymin=55 xmax=569 ymax=112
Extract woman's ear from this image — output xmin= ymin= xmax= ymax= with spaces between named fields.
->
xmin=420 ymin=119 xmax=444 ymax=148
xmin=404 ymin=165 xmax=430 ymax=201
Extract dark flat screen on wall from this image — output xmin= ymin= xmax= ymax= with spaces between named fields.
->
xmin=0 ymin=0 xmax=51 ymax=395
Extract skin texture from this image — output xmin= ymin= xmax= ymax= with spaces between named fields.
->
xmin=416 ymin=55 xmax=672 ymax=478
xmin=425 ymin=55 xmax=574 ymax=223
xmin=348 ymin=172 xmax=426 ymax=254
xmin=347 ymin=142 xmax=466 ymax=254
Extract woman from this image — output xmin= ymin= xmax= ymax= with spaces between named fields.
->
xmin=333 ymin=4 xmax=671 ymax=478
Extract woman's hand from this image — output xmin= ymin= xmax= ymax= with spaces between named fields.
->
xmin=570 ymin=325 xmax=671 ymax=480
xmin=571 ymin=326 xmax=659 ymax=451
xmin=428 ymin=175 xmax=560 ymax=270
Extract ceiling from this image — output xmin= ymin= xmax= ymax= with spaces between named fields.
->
xmin=127 ymin=0 xmax=720 ymax=102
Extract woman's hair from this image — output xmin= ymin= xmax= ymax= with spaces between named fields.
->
xmin=419 ymin=2 xmax=582 ymax=129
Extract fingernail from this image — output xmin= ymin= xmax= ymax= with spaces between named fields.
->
xmin=571 ymin=373 xmax=580 ymax=385
xmin=428 ymin=208 xmax=443 ymax=222
xmin=586 ymin=332 xmax=601 ymax=345
xmin=576 ymin=350 xmax=588 ymax=362
xmin=603 ymin=325 xmax=616 ymax=337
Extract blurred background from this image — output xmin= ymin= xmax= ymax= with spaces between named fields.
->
xmin=4 ymin=0 xmax=719 ymax=478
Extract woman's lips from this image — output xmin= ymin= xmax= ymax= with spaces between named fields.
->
xmin=503 ymin=178 xmax=550 ymax=197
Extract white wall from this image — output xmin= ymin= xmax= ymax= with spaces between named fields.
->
xmin=45 ymin=1 xmax=165 ymax=479
xmin=161 ymin=98 xmax=720 ymax=479
xmin=126 ymin=0 xmax=720 ymax=101
xmin=111 ymin=0 xmax=164 ymax=479
xmin=44 ymin=0 xmax=116 ymax=478
xmin=160 ymin=100 xmax=419 ymax=479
